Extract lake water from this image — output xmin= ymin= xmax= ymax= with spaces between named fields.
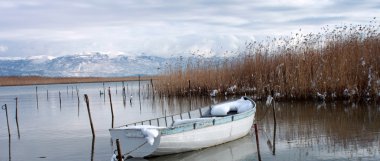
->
xmin=0 ymin=82 xmax=379 ymax=161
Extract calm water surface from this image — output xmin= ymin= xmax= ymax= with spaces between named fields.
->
xmin=0 ymin=82 xmax=379 ymax=161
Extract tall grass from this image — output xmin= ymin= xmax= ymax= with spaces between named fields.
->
xmin=156 ymin=20 xmax=380 ymax=101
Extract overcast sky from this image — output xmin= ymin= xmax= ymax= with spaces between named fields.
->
xmin=0 ymin=0 xmax=379 ymax=58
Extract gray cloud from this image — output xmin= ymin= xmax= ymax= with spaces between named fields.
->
xmin=0 ymin=0 xmax=378 ymax=57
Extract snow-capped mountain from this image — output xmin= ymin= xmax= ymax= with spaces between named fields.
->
xmin=0 ymin=53 xmax=168 ymax=77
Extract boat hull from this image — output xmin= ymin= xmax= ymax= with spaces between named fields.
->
xmin=152 ymin=113 xmax=255 ymax=156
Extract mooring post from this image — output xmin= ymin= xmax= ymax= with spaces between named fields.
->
xmin=59 ymin=91 xmax=62 ymax=110
xmin=272 ymin=101 xmax=276 ymax=155
xmin=35 ymin=86 xmax=39 ymax=109
xmin=116 ymin=139 xmax=123 ymax=161
xmin=108 ymin=87 xmax=115 ymax=128
xmin=103 ymin=82 xmax=106 ymax=102
xmin=254 ymin=123 xmax=262 ymax=161
xmin=2 ymin=104 xmax=11 ymax=138
xmin=76 ymin=88 xmax=80 ymax=117
xmin=15 ymin=97 xmax=18 ymax=121
xmin=84 ymin=94 xmax=95 ymax=137
xmin=15 ymin=97 xmax=20 ymax=139
xmin=138 ymin=75 xmax=141 ymax=97
xmin=188 ymin=80 xmax=191 ymax=96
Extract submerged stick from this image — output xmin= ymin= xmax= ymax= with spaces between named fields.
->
xmin=108 ymin=87 xmax=115 ymax=128
xmin=15 ymin=97 xmax=20 ymax=139
xmin=91 ymin=137 xmax=95 ymax=161
xmin=254 ymin=123 xmax=261 ymax=161
xmin=2 ymin=104 xmax=11 ymax=138
xmin=272 ymin=101 xmax=276 ymax=155
xmin=103 ymin=82 xmax=106 ymax=102
xmin=59 ymin=91 xmax=62 ymax=110
xmin=76 ymin=87 xmax=80 ymax=117
xmin=116 ymin=139 xmax=123 ymax=161
xmin=84 ymin=94 xmax=95 ymax=137
xmin=35 ymin=86 xmax=39 ymax=109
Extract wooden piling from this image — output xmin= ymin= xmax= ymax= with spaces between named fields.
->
xmin=91 ymin=137 xmax=95 ymax=161
xmin=35 ymin=86 xmax=39 ymax=109
xmin=103 ymin=82 xmax=106 ymax=102
xmin=272 ymin=101 xmax=276 ymax=155
xmin=84 ymin=94 xmax=95 ymax=137
xmin=2 ymin=104 xmax=11 ymax=138
xmin=15 ymin=97 xmax=18 ymax=121
xmin=116 ymin=139 xmax=123 ymax=161
xmin=108 ymin=87 xmax=115 ymax=128
xmin=254 ymin=123 xmax=261 ymax=161
xmin=59 ymin=91 xmax=62 ymax=110
xmin=15 ymin=97 xmax=20 ymax=139
xmin=138 ymin=75 xmax=141 ymax=97
xmin=76 ymin=87 xmax=80 ymax=117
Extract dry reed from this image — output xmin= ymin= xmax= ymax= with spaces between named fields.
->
xmin=155 ymin=20 xmax=380 ymax=101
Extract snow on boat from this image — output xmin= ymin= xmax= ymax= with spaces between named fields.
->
xmin=109 ymin=96 xmax=256 ymax=159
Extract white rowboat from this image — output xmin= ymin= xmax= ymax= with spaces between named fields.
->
xmin=109 ymin=96 xmax=256 ymax=159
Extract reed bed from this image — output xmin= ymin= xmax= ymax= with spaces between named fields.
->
xmin=155 ymin=21 xmax=380 ymax=101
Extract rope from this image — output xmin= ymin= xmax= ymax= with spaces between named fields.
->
xmin=115 ymin=140 xmax=149 ymax=160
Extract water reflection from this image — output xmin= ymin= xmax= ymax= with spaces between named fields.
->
xmin=149 ymin=135 xmax=257 ymax=161
xmin=0 ymin=82 xmax=379 ymax=161
xmin=257 ymin=101 xmax=380 ymax=161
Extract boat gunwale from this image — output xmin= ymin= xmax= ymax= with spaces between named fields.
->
xmin=112 ymin=97 xmax=256 ymax=136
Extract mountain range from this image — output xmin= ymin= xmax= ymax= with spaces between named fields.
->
xmin=0 ymin=53 xmax=169 ymax=77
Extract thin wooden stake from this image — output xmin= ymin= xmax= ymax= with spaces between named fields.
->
xmin=108 ymin=87 xmax=115 ymax=128
xmin=84 ymin=94 xmax=95 ymax=137
xmin=35 ymin=86 xmax=39 ymax=109
xmin=116 ymin=139 xmax=123 ymax=161
xmin=15 ymin=97 xmax=20 ymax=139
xmin=2 ymin=104 xmax=11 ymax=138
xmin=272 ymin=101 xmax=276 ymax=155
xmin=59 ymin=91 xmax=62 ymax=110
xmin=254 ymin=123 xmax=262 ymax=161
xmin=47 ymin=89 xmax=49 ymax=101
xmin=138 ymin=75 xmax=141 ymax=96
xmin=76 ymin=87 xmax=80 ymax=117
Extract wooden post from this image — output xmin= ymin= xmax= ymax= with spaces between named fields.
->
xmin=47 ymin=89 xmax=49 ymax=101
xmin=138 ymin=75 xmax=141 ymax=97
xmin=164 ymin=110 xmax=168 ymax=127
xmin=84 ymin=94 xmax=95 ymax=137
xmin=35 ymin=86 xmax=39 ymax=109
xmin=59 ymin=91 xmax=62 ymax=110
xmin=91 ymin=137 xmax=95 ymax=161
xmin=15 ymin=97 xmax=20 ymax=139
xmin=188 ymin=80 xmax=191 ymax=96
xmin=103 ymin=82 xmax=106 ymax=102
xmin=15 ymin=97 xmax=18 ymax=121
xmin=254 ymin=123 xmax=261 ymax=161
xmin=272 ymin=101 xmax=276 ymax=155
xmin=108 ymin=87 xmax=115 ymax=128
xmin=76 ymin=87 xmax=80 ymax=117
xmin=67 ymin=86 xmax=69 ymax=95
xmin=2 ymin=104 xmax=11 ymax=138
xmin=116 ymin=139 xmax=123 ymax=161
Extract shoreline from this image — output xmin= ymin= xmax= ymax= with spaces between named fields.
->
xmin=0 ymin=76 xmax=155 ymax=87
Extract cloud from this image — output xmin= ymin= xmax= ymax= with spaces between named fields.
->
xmin=0 ymin=0 xmax=379 ymax=57
xmin=0 ymin=45 xmax=8 ymax=52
